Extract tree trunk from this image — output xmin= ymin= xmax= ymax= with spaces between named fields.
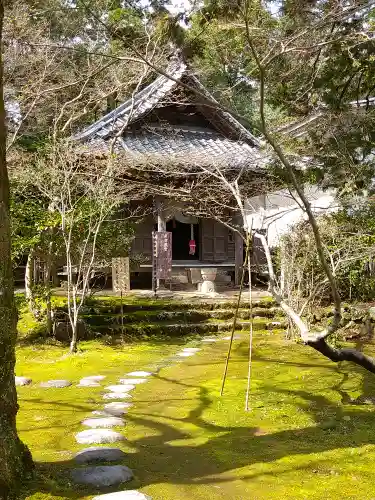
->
xmin=25 ymin=248 xmax=37 ymax=317
xmin=44 ymin=242 xmax=53 ymax=335
xmin=0 ymin=1 xmax=33 ymax=494
xmin=69 ymin=320 xmax=78 ymax=353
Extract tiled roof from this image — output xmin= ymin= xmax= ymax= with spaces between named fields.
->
xmin=72 ymin=58 xmax=260 ymax=150
xmin=84 ymin=125 xmax=265 ymax=170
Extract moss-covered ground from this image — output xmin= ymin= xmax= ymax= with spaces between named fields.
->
xmin=16 ymin=299 xmax=375 ymax=499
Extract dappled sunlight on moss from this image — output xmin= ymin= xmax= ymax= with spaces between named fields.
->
xmin=15 ymin=309 xmax=375 ymax=499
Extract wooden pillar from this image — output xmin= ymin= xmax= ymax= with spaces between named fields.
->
xmin=234 ymin=231 xmax=244 ymax=286
xmin=156 ymin=198 xmax=166 ymax=231
xmin=155 ymin=197 xmax=166 ymax=289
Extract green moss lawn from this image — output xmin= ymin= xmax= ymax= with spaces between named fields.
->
xmin=16 ymin=305 xmax=375 ymax=499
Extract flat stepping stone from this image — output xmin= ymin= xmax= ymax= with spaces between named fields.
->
xmin=119 ymin=379 xmax=147 ymax=385
xmin=40 ymin=379 xmax=71 ymax=388
xmin=93 ymin=408 xmax=131 ymax=418
xmin=92 ymin=491 xmax=152 ymax=500
xmin=78 ymin=379 xmax=101 ymax=387
xmin=104 ymin=402 xmax=133 ymax=416
xmin=74 ymin=447 xmax=126 ymax=464
xmin=76 ymin=429 xmax=125 ymax=444
xmin=15 ymin=376 xmax=32 ymax=386
xmin=71 ymin=465 xmax=133 ymax=487
xmin=176 ymin=352 xmax=195 ymax=357
xmin=201 ymin=338 xmax=218 ymax=342
xmin=92 ymin=410 xmax=114 ymax=417
xmin=82 ymin=417 xmax=124 ymax=428
xmin=103 ymin=393 xmax=132 ymax=400
xmin=126 ymin=371 xmax=152 ymax=377
xmin=106 ymin=385 xmax=135 ymax=393
xmin=82 ymin=375 xmax=106 ymax=381
xmin=222 ymin=335 xmax=242 ymax=341
xmin=182 ymin=348 xmax=200 ymax=353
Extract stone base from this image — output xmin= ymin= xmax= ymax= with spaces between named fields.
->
xmin=200 ymin=280 xmax=216 ymax=294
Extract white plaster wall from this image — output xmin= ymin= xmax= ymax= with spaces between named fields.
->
xmin=245 ymin=186 xmax=338 ymax=247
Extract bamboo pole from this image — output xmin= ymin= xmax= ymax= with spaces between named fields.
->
xmin=220 ymin=230 xmax=251 ymax=396
xmin=245 ymin=228 xmax=254 ymax=412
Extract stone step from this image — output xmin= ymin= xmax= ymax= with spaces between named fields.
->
xmin=80 ymin=307 xmax=278 ymax=326
xmin=90 ymin=319 xmax=286 ymax=337
xmin=74 ymin=298 xmax=277 ymax=315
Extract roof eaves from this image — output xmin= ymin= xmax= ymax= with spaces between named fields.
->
xmin=276 ymin=97 xmax=375 ymax=138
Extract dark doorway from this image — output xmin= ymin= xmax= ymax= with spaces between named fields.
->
xmin=166 ymin=219 xmax=200 ymax=261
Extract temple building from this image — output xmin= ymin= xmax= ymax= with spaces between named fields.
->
xmin=72 ymin=57 xmax=268 ymax=292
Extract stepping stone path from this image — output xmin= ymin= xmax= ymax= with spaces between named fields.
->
xmin=222 ymin=335 xmax=242 ymax=341
xmin=106 ymin=385 xmax=135 ymax=393
xmin=40 ymin=379 xmax=72 ymax=388
xmin=92 ymin=492 xmax=152 ymax=500
xmin=82 ymin=417 xmax=124 ymax=428
xmin=74 ymin=447 xmax=127 ymax=464
xmin=15 ymin=376 xmax=32 ymax=386
xmin=71 ymin=465 xmax=133 ymax=487
xmin=119 ymin=378 xmax=147 ymax=385
xmin=103 ymin=393 xmax=132 ymax=400
xmin=126 ymin=371 xmax=152 ymax=377
xmin=67 ymin=336 xmax=221 ymax=497
xmin=76 ymin=429 xmax=125 ymax=444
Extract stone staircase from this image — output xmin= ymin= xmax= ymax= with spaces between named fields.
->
xmin=57 ymin=298 xmax=286 ymax=340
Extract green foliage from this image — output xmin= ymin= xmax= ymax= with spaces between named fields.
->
xmin=93 ymin=217 xmax=135 ymax=265
xmin=9 ymin=182 xmax=59 ymax=264
xmin=184 ymin=2 xmax=287 ymax=132
xmin=108 ymin=6 xmax=145 ymax=42
xmin=309 ymin=110 xmax=375 ymax=196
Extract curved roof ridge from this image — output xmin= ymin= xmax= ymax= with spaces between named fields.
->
xmin=72 ymin=59 xmax=260 ymax=147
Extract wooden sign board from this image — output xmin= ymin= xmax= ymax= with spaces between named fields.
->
xmin=112 ymin=257 xmax=130 ymax=293
xmin=152 ymin=231 xmax=172 ymax=281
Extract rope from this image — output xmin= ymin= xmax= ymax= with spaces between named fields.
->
xmin=220 ymin=230 xmax=251 ymax=396
xmin=245 ymin=228 xmax=254 ymax=412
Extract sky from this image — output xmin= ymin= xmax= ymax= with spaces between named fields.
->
xmin=165 ymin=0 xmax=280 ymax=16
